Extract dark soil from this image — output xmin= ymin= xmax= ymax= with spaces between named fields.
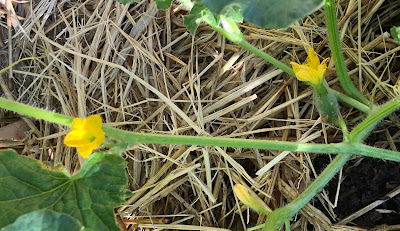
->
xmin=313 ymin=154 xmax=400 ymax=228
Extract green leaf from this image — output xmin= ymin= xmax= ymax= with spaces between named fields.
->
xmin=199 ymin=0 xmax=324 ymax=28
xmin=2 ymin=210 xmax=83 ymax=231
xmin=0 ymin=149 xmax=130 ymax=230
xmin=155 ymin=0 xmax=173 ymax=10
xmin=391 ymin=26 xmax=400 ymax=44
xmin=184 ymin=3 xmax=207 ymax=35
xmin=117 ymin=0 xmax=141 ymax=4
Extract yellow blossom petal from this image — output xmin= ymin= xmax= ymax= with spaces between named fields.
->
xmin=71 ymin=118 xmax=84 ymax=130
xmin=321 ymin=57 xmax=330 ymax=66
xmin=304 ymin=48 xmax=320 ymax=69
xmin=77 ymin=146 xmax=93 ymax=158
xmin=64 ymin=115 xmax=105 ymax=158
xmin=291 ymin=48 xmax=329 ymax=85
xmin=83 ymin=115 xmax=103 ymax=131
xmin=290 ymin=62 xmax=301 ymax=73
xmin=91 ymin=129 xmax=105 ymax=147
xmin=64 ymin=130 xmax=94 ymax=147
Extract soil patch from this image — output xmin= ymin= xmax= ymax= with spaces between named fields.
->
xmin=314 ymin=154 xmax=400 ymax=228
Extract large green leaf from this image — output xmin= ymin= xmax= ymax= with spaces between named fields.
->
xmin=2 ymin=210 xmax=83 ymax=231
xmin=0 ymin=149 xmax=130 ymax=230
xmin=199 ymin=0 xmax=324 ymax=28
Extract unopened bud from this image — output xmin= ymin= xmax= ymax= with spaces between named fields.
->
xmin=234 ymin=184 xmax=263 ymax=213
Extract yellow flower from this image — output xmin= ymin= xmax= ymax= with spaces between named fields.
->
xmin=290 ymin=48 xmax=330 ymax=85
xmin=64 ymin=115 xmax=105 ymax=158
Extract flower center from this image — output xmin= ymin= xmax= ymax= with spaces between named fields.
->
xmin=82 ymin=133 xmax=97 ymax=144
xmin=88 ymin=134 xmax=96 ymax=142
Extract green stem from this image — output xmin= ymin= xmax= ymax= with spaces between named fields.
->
xmin=0 ymin=97 xmax=73 ymax=126
xmin=285 ymin=220 xmax=290 ymax=231
xmin=356 ymin=143 xmax=400 ymax=160
xmin=238 ymin=39 xmax=295 ymax=77
xmin=350 ymin=96 xmax=400 ymax=142
xmin=103 ymin=127 xmax=400 ymax=161
xmin=1 ymin=97 xmax=399 ymax=161
xmin=337 ymin=120 xmax=349 ymax=142
xmin=332 ymin=90 xmax=370 ymax=113
xmin=247 ymin=223 xmax=266 ymax=231
xmin=325 ymin=0 xmax=370 ymax=106
xmin=203 ymin=17 xmax=295 ymax=76
xmin=264 ymin=153 xmax=351 ymax=230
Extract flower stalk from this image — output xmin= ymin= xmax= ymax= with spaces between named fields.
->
xmin=325 ymin=0 xmax=370 ymax=106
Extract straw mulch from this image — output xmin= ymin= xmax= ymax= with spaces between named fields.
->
xmin=1 ymin=0 xmax=400 ymax=230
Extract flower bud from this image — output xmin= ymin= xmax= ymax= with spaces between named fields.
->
xmin=234 ymin=184 xmax=264 ymax=213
